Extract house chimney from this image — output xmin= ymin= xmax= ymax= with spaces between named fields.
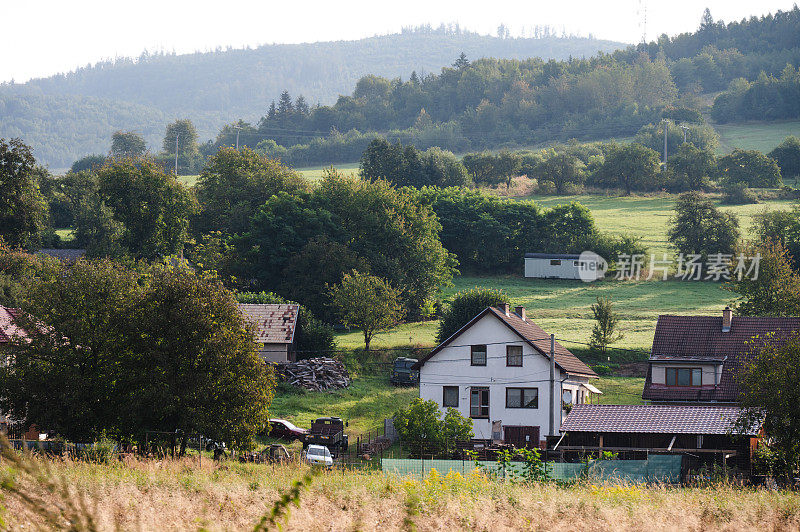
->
xmin=500 ymin=303 xmax=510 ymax=316
xmin=722 ymin=306 xmax=732 ymax=332
xmin=515 ymin=306 xmax=526 ymax=321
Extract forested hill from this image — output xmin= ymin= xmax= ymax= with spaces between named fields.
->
xmin=0 ymin=28 xmax=623 ymax=169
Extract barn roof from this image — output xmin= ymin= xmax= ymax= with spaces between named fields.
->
xmin=414 ymin=306 xmax=597 ymax=378
xmin=237 ymin=304 xmax=299 ymax=344
xmin=560 ymin=404 xmax=761 ymax=436
xmin=643 ymin=314 xmax=800 ymax=402
xmin=35 ymin=248 xmax=86 ymax=261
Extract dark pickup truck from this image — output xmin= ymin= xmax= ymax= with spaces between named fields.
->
xmin=390 ymin=357 xmax=419 ymax=385
xmin=303 ymin=417 xmax=349 ymax=452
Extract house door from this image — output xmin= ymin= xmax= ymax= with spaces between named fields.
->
xmin=503 ymin=426 xmax=540 ymax=449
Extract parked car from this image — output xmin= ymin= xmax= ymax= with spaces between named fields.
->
xmin=304 ymin=444 xmax=333 ymax=467
xmin=390 ymin=357 xmax=419 ymax=385
xmin=303 ymin=417 xmax=348 ymax=451
xmin=268 ymin=419 xmax=309 ymax=441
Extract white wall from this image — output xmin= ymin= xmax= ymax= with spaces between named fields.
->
xmin=419 ymin=313 xmax=571 ymax=443
xmin=524 ymin=258 xmax=602 ymax=280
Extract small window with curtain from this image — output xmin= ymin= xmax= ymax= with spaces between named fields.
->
xmin=506 ymin=387 xmax=538 ymax=409
xmin=442 ymin=386 xmax=459 ymax=408
xmin=506 ymin=345 xmax=523 ymax=366
xmin=666 ymin=367 xmax=702 ymax=386
xmin=471 ymin=345 xmax=487 ymax=366
xmin=470 ymin=387 xmax=490 ymax=418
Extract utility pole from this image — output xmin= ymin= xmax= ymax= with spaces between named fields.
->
xmin=549 ymin=333 xmax=556 ymax=437
xmin=680 ymin=125 xmax=690 ymax=144
xmin=661 ymin=118 xmax=669 ymax=165
xmin=234 ymin=125 xmax=241 ymax=150
xmin=174 ymin=134 xmax=179 ymax=175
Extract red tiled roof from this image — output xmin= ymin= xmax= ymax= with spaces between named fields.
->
xmin=0 ymin=306 xmax=25 ymax=344
xmin=415 ymin=306 xmax=596 ymax=377
xmin=237 ymin=304 xmax=299 ymax=344
xmin=560 ymin=404 xmax=760 ymax=436
xmin=643 ymin=315 xmax=800 ymax=403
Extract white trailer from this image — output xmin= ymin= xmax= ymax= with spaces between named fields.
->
xmin=524 ymin=253 xmax=604 ymax=280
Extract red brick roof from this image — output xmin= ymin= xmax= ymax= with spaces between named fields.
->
xmin=237 ymin=304 xmax=299 ymax=344
xmin=643 ymin=314 xmax=800 ymax=403
xmin=0 ymin=306 xmax=25 ymax=344
xmin=561 ymin=404 xmax=760 ymax=436
xmin=415 ymin=306 xmax=596 ymax=377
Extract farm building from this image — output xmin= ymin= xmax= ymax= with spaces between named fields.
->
xmin=553 ymin=308 xmax=797 ymax=473
xmin=523 ymin=253 xmax=603 ymax=280
xmin=237 ymin=303 xmax=299 ymax=363
xmin=414 ymin=304 xmax=599 ymax=447
xmin=554 ymin=404 xmax=761 ymax=472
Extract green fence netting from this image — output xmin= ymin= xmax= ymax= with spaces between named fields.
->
xmin=380 ymin=455 xmax=683 ymax=484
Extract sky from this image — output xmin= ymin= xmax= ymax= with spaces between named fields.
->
xmin=2 ymin=0 xmax=798 ymax=83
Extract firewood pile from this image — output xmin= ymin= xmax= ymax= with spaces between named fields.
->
xmin=276 ymin=357 xmax=351 ymax=391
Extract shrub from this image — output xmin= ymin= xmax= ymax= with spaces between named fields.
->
xmin=437 ymin=287 xmax=509 ymax=343
xmin=721 ymin=182 xmax=759 ymax=205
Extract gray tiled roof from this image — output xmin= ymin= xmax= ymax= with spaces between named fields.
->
xmin=36 ymin=248 xmax=86 ymax=261
xmin=237 ymin=304 xmax=299 ymax=344
xmin=560 ymin=404 xmax=759 ymax=436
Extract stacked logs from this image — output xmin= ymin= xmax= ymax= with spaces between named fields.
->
xmin=276 ymin=357 xmax=351 ymax=391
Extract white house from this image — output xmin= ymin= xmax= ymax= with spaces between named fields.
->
xmin=524 ymin=253 xmax=604 ymax=280
xmin=414 ymin=304 xmax=600 ymax=448
xmin=237 ymin=303 xmax=299 ymax=363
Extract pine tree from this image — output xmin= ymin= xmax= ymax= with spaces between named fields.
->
xmin=453 ymin=52 xmax=470 ymax=70
xmin=295 ymin=95 xmax=310 ymax=116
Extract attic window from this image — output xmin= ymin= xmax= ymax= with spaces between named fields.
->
xmin=471 ymin=345 xmax=487 ymax=366
xmin=550 ymin=259 xmax=562 ymax=266
xmin=666 ymin=367 xmax=702 ymax=386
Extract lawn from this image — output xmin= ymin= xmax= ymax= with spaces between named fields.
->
xmin=595 ymin=376 xmax=645 ymax=404
xmin=337 ymin=276 xmax=735 ymax=355
xmin=177 ymin=174 xmax=200 ymax=187
xmin=270 ymin=376 xmax=418 ymax=436
xmin=715 ymin=119 xmax=800 ymax=154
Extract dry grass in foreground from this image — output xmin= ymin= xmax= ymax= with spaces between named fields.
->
xmin=1 ymin=456 xmax=799 ymax=531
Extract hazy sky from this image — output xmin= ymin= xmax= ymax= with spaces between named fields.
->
xmin=3 ymin=0 xmax=798 ymax=83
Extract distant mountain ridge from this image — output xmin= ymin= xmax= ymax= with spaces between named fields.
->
xmin=0 ymin=30 xmax=624 ymax=169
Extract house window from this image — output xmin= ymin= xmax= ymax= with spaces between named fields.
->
xmin=506 ymin=345 xmax=523 ymax=366
xmin=666 ymin=367 xmax=702 ymax=386
xmin=443 ymin=386 xmax=459 ymax=408
xmin=471 ymin=345 xmax=487 ymax=366
xmin=506 ymin=387 xmax=538 ymax=409
xmin=550 ymin=259 xmax=562 ymax=266
xmin=470 ymin=387 xmax=490 ymax=418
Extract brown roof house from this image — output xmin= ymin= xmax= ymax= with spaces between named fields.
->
xmin=554 ymin=308 xmax=794 ymax=473
xmin=238 ymin=304 xmax=300 ymax=363
xmin=414 ymin=304 xmax=598 ymax=448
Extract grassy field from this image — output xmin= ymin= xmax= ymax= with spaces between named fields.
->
xmin=297 ymin=162 xmax=359 ymax=181
xmin=3 ymin=457 xmax=799 ymax=531
xmin=715 ymin=119 xmax=800 ymax=154
xmin=526 ymin=193 xmax=795 ymax=256
xmin=271 ymin=376 xmax=418 ymax=436
xmin=337 ymin=276 xmax=735 ymax=354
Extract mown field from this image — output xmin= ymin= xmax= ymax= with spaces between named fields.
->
xmin=3 ymin=458 xmax=799 ymax=531
xmin=715 ymin=119 xmax=800 ymax=154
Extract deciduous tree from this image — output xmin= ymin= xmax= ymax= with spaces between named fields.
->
xmin=667 ymin=191 xmax=740 ymax=258
xmin=727 ymin=239 xmax=800 ymax=316
xmin=330 ymin=270 xmax=404 ymax=350
xmin=0 ymin=138 xmax=48 ymax=249
xmin=589 ymin=296 xmax=623 ymax=356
